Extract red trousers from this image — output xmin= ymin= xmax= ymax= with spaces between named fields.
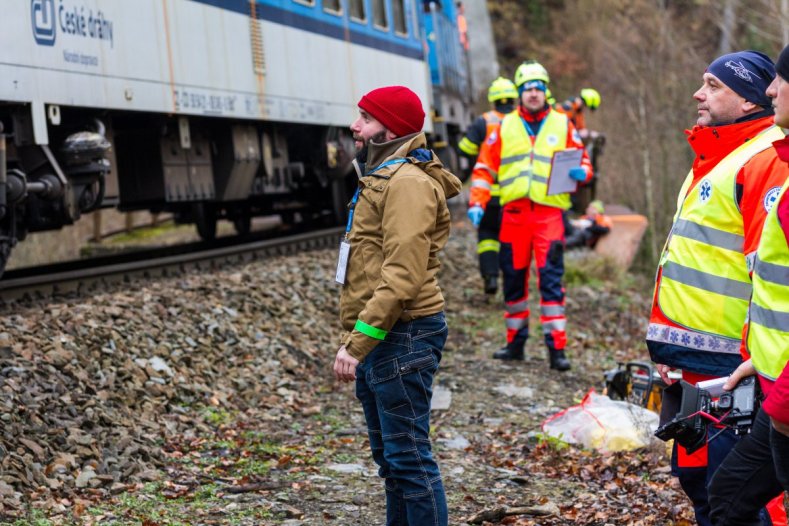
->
xmin=499 ymin=199 xmax=566 ymax=351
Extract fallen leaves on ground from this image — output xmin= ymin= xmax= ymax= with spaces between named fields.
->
xmin=0 ymin=217 xmax=695 ymax=525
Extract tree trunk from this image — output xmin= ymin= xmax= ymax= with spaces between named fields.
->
xmin=718 ymin=0 xmax=736 ymax=55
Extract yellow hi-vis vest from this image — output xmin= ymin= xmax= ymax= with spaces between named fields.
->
xmin=654 ymin=125 xmax=784 ymax=359
xmin=498 ymin=110 xmax=571 ymax=208
xmin=746 ymin=177 xmax=789 ymax=380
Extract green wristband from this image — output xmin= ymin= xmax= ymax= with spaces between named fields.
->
xmin=354 ymin=319 xmax=388 ymax=340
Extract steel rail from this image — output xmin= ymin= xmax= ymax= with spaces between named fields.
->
xmin=0 ymin=227 xmax=343 ymax=304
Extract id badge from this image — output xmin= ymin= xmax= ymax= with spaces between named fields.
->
xmin=335 ymin=240 xmax=351 ymax=284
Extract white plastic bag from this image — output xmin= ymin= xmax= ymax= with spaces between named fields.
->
xmin=541 ymin=389 xmax=659 ymax=452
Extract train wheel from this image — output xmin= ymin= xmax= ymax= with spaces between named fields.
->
xmin=193 ymin=203 xmax=217 ymax=241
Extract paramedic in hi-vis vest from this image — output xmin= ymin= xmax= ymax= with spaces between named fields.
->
xmin=468 ymin=60 xmax=592 ymax=371
xmin=709 ymin=43 xmax=789 ymax=526
xmin=645 ymin=50 xmax=788 ymax=526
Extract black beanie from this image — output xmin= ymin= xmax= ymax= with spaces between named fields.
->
xmin=777 ymin=45 xmax=789 ymax=81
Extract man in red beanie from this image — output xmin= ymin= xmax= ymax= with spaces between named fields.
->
xmin=333 ymin=85 xmax=461 ymax=526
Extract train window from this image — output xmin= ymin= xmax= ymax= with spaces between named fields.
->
xmin=350 ymin=0 xmax=366 ymax=22
xmin=372 ymin=0 xmax=388 ymax=29
xmin=324 ymin=0 xmax=342 ymax=13
xmin=293 ymin=0 xmax=316 ymax=6
xmin=392 ymin=0 xmax=407 ymax=35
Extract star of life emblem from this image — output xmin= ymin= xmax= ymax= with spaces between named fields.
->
xmin=547 ymin=135 xmax=558 ymax=146
xmin=699 ymin=180 xmax=712 ymax=203
xmin=764 ymin=186 xmax=782 ymax=212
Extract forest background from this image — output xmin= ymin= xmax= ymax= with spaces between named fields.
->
xmin=483 ymin=0 xmax=789 ymax=271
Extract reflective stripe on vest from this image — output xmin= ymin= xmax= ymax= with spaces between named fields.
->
xmin=653 ymin=125 xmax=784 ymax=356
xmin=498 ymin=110 xmax=571 ymax=208
xmin=747 ymin=178 xmax=789 ymax=380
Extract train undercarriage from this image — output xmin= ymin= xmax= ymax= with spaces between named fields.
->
xmin=0 ymin=104 xmax=358 ymax=275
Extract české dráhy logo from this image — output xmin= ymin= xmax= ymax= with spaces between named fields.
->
xmin=32 ymin=0 xmax=57 ymax=46
xmin=31 ymin=0 xmax=115 ymax=48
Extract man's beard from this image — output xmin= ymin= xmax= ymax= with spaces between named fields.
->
xmin=355 ymin=130 xmax=389 ymax=164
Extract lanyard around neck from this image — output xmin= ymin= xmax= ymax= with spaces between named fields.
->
xmin=520 ymin=115 xmax=545 ymax=139
xmin=345 ymin=157 xmax=409 ymax=237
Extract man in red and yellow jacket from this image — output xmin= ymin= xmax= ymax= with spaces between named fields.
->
xmin=646 ymin=50 xmax=788 ymax=526
xmin=709 ymin=44 xmax=789 ymax=526
xmin=468 ymin=60 xmax=592 ymax=370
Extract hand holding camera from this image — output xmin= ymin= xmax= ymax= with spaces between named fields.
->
xmin=655 ymin=373 xmax=760 ymax=454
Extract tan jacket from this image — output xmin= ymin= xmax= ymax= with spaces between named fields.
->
xmin=339 ymin=132 xmax=462 ymax=360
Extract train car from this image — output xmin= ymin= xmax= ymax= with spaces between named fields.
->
xmin=0 ymin=0 xmax=472 ymax=274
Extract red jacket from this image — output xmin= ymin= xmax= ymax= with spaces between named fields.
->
xmin=470 ymin=106 xmax=592 ymax=208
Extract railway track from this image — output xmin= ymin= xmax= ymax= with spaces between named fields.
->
xmin=0 ymin=226 xmax=343 ymax=304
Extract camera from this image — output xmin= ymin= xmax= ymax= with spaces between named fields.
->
xmin=654 ymin=375 xmax=759 ymax=454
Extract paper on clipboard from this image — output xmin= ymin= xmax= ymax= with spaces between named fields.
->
xmin=547 ymin=148 xmax=584 ymax=196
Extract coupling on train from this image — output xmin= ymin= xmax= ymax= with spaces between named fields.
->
xmin=0 ymin=0 xmax=475 ymax=274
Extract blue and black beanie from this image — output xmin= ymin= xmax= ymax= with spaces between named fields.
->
xmin=707 ymin=50 xmax=775 ymax=108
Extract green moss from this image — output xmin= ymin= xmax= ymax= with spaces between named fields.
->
xmin=105 ymin=221 xmax=187 ymax=244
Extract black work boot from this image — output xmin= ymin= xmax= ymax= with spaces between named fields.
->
xmin=548 ymin=350 xmax=571 ymax=371
xmin=493 ymin=343 xmax=524 ymax=361
xmin=483 ymin=275 xmax=498 ymax=295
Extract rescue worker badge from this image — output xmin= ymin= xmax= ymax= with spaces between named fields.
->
xmin=571 ymin=129 xmax=581 ymax=144
xmin=699 ymin=180 xmax=713 ymax=204
xmin=486 ymin=130 xmax=497 ymax=144
xmin=547 ymin=135 xmax=558 ymax=146
xmin=764 ymin=186 xmax=782 ymax=212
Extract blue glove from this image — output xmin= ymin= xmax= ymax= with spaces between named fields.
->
xmin=569 ymin=167 xmax=587 ymax=182
xmin=467 ymin=205 xmax=484 ymax=227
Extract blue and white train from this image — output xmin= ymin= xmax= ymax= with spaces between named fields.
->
xmin=0 ymin=0 xmax=473 ymax=272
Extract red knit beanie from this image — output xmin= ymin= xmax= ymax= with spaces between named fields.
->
xmin=358 ymin=86 xmax=425 ymax=137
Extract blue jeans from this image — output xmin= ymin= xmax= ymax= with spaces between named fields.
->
xmin=355 ymin=313 xmax=448 ymax=526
